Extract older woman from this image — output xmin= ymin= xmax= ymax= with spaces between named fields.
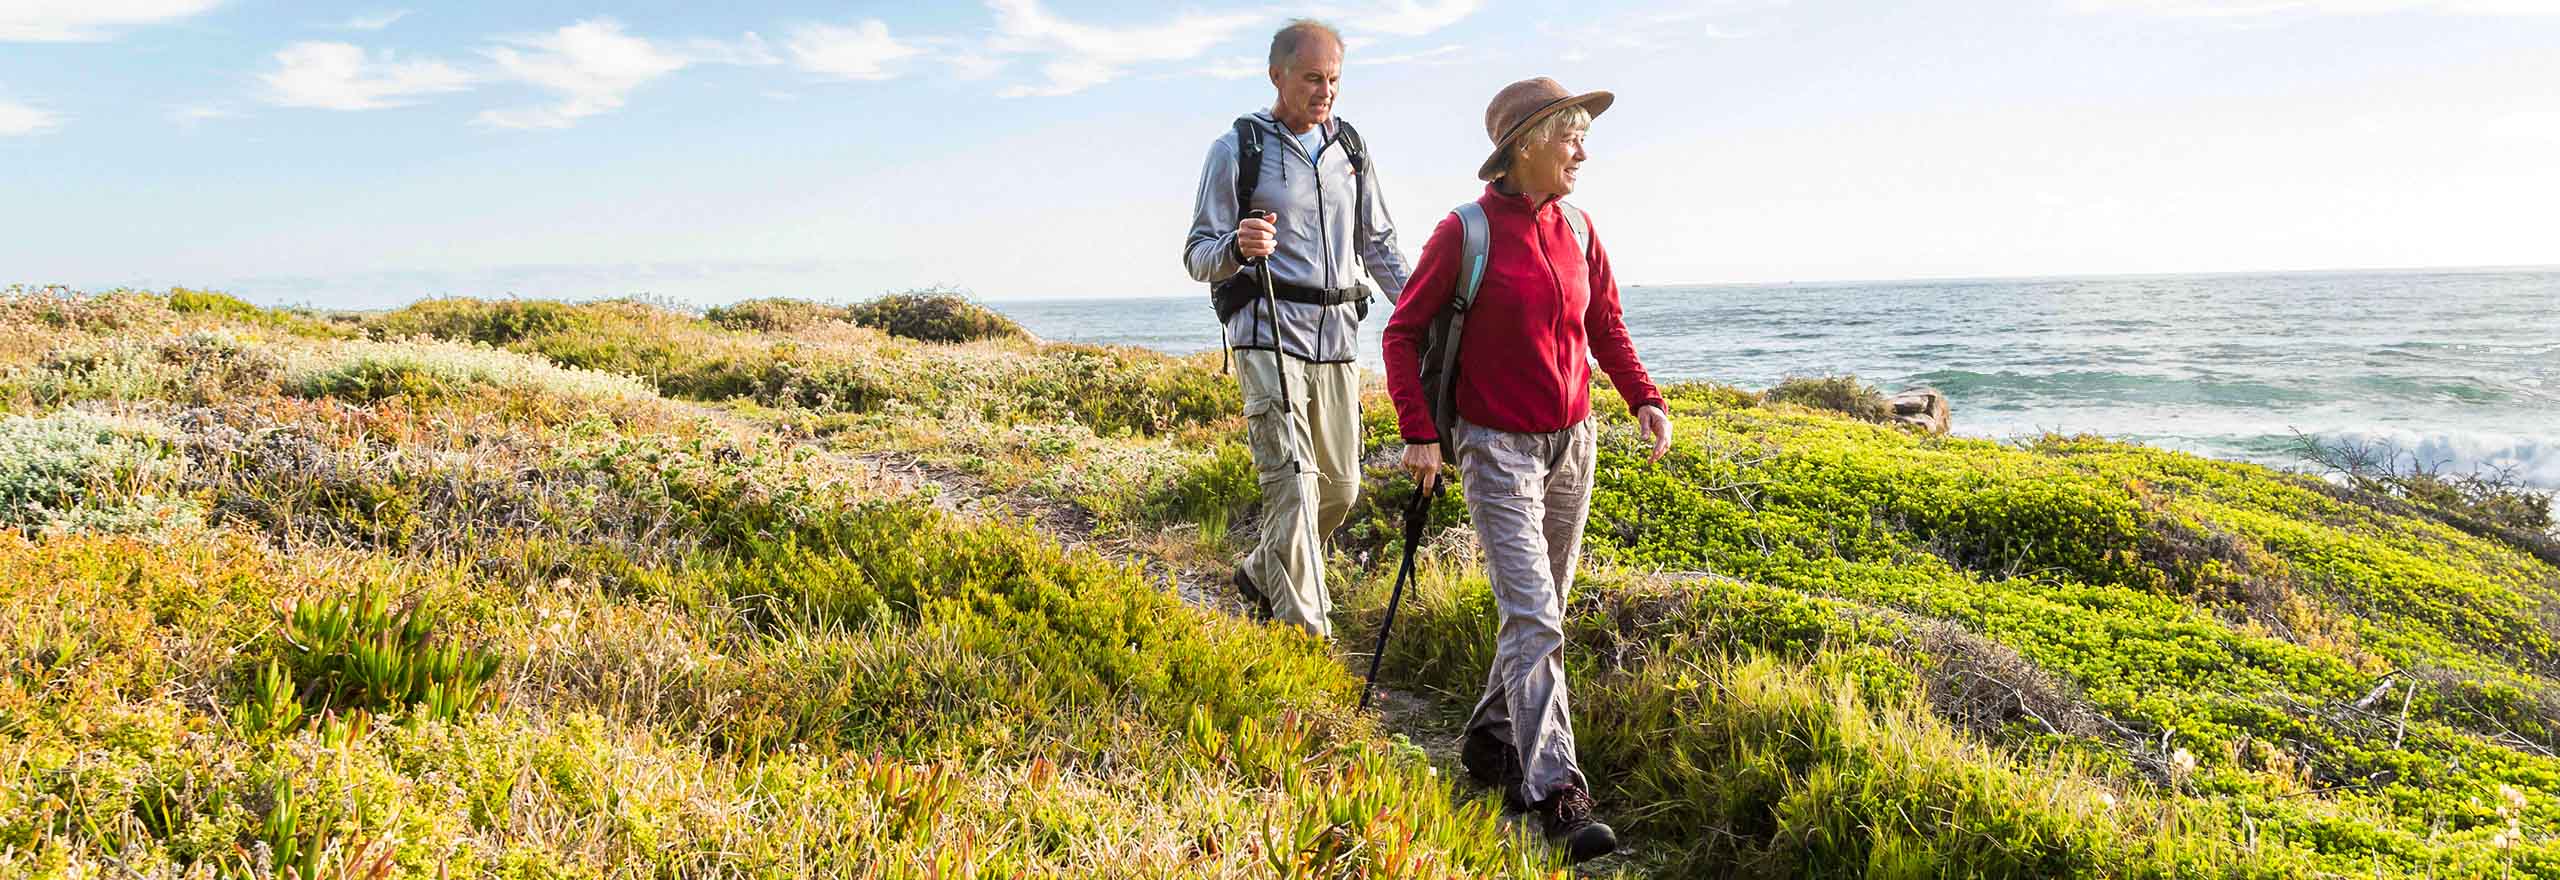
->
xmin=1380 ymin=77 xmax=1672 ymax=863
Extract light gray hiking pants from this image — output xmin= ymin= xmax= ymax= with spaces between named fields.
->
xmin=1455 ymin=416 xmax=1596 ymax=805
xmin=1236 ymin=349 xmax=1363 ymax=639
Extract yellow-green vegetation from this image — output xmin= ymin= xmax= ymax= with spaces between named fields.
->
xmin=2 ymin=288 xmax=2549 ymax=878
xmin=1353 ymin=389 xmax=2560 ymax=876
xmin=704 ymin=291 xmax=1030 ymax=344
xmin=0 ymin=290 xmax=1549 ymax=878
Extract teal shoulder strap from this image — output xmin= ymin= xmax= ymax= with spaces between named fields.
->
xmin=1453 ymin=202 xmax=1489 ymax=312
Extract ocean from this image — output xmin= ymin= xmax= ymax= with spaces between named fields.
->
xmin=987 ymin=268 xmax=2560 ymax=488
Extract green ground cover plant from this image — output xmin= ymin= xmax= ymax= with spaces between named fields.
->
xmin=2 ymin=288 xmax=2548 ymax=878
xmin=0 ymin=289 xmax=1558 ymax=878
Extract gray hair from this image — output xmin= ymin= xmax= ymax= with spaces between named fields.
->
xmin=1268 ymin=19 xmax=1343 ymax=69
xmin=1491 ymin=106 xmax=1593 ymax=180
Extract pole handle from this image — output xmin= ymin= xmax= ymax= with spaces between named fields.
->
xmin=1243 ymin=210 xmax=1274 ymax=266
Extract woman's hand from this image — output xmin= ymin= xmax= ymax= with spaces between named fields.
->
xmin=1637 ymin=405 xmax=1673 ymax=461
xmin=1402 ymin=443 xmax=1442 ymax=491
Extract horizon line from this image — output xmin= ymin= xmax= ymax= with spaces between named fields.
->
xmin=981 ymin=261 xmax=2560 ymax=303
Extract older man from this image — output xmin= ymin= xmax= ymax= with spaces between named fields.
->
xmin=1184 ymin=19 xmax=1408 ymax=639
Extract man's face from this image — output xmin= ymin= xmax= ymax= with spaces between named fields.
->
xmin=1269 ymin=39 xmax=1343 ymax=130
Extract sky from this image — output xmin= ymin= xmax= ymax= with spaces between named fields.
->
xmin=2 ymin=0 xmax=2557 ymax=307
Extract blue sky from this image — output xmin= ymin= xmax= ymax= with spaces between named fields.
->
xmin=3 ymin=1 xmax=2557 ymax=307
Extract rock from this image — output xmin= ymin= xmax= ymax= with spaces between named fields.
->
xmin=1887 ymin=387 xmax=1951 ymax=435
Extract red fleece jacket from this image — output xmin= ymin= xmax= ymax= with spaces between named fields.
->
xmin=1382 ymin=184 xmax=1663 ymax=444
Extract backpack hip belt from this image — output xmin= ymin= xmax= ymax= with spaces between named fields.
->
xmin=1213 ymin=275 xmax=1368 ymax=323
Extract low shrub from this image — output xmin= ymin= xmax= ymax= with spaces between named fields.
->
xmin=0 ymin=410 xmax=200 ymax=535
xmin=705 ymin=298 xmax=847 ymax=332
xmin=284 ymin=339 xmax=651 ymax=404
xmin=1763 ymin=374 xmax=1891 ymax=422
xmin=847 ymin=290 xmax=1026 ymax=344
xmin=366 ymin=297 xmax=586 ymax=346
xmin=165 ymin=288 xmax=349 ymax=339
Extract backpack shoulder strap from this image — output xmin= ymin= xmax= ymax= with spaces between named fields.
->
xmin=1333 ymin=118 xmax=1368 ymax=173
xmin=1453 ymin=202 xmax=1489 ymax=312
xmin=1231 ymin=116 xmax=1263 ymax=220
xmin=1558 ymin=200 xmax=1590 ymax=258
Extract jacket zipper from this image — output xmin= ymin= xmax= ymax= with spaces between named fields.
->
xmin=1311 ymin=128 xmax=1332 ymax=363
xmin=1530 ymin=203 xmax=1569 ymax=401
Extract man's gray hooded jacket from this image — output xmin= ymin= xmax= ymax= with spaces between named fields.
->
xmin=1185 ymin=111 xmax=1409 ymax=364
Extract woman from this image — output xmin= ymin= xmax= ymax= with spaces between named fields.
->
xmin=1380 ymin=77 xmax=1673 ymax=864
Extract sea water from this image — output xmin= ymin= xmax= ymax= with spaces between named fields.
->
xmin=990 ymin=268 xmax=2559 ymax=487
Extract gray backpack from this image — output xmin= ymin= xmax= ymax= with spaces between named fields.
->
xmin=1416 ymin=200 xmax=1590 ymax=463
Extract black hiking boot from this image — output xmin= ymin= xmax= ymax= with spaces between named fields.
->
xmin=1232 ymin=567 xmax=1271 ymax=620
xmin=1533 ymin=784 xmax=1618 ymax=864
xmin=1459 ymin=730 xmax=1526 ymax=810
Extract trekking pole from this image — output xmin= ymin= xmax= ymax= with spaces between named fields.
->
xmin=1245 ymin=209 xmax=1301 ymax=478
xmin=1360 ymin=480 xmax=1439 ymax=711
xmin=1245 ymin=209 xmax=1294 ymax=416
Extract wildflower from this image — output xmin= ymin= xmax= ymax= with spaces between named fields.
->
xmin=2095 ymin=791 xmax=2118 ymax=810
xmin=2168 ymin=748 xmax=2197 ymax=776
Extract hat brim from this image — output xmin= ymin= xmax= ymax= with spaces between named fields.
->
xmin=1477 ymin=90 xmax=1613 ymax=182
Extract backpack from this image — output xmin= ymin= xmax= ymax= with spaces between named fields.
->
xmin=1416 ymin=200 xmax=1589 ymax=464
xmin=1230 ymin=114 xmax=1368 ymax=223
xmin=1214 ymin=115 xmax=1373 ymax=325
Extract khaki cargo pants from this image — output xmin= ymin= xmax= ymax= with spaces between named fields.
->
xmin=1455 ymin=416 xmax=1597 ymax=805
xmin=1235 ymin=349 xmax=1363 ymax=639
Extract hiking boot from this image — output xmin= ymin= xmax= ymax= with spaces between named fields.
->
xmin=1459 ymin=730 xmax=1526 ymax=810
xmin=1533 ymin=784 xmax=1618 ymax=864
xmin=1232 ymin=567 xmax=1271 ymax=620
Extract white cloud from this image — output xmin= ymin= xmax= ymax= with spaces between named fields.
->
xmin=2075 ymin=0 xmax=2560 ymax=15
xmin=942 ymin=52 xmax=1007 ymax=81
xmin=0 ymin=0 xmax=220 ymax=42
xmin=1194 ymin=56 xmax=1267 ymax=80
xmin=260 ymin=41 xmax=472 ymax=110
xmin=1338 ymin=0 xmax=1483 ymax=36
xmin=340 ymin=10 xmax=408 ymax=31
xmin=1362 ymin=43 xmax=1466 ymax=66
xmin=786 ymin=19 xmax=922 ymax=80
xmin=1543 ymin=4 xmax=1748 ymax=63
xmin=986 ymin=0 xmax=1265 ymax=97
xmin=0 ymin=100 xmax=60 ymax=135
xmin=474 ymin=19 xmax=688 ymax=129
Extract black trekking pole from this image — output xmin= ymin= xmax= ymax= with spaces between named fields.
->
xmin=1360 ymin=480 xmax=1440 ymax=711
xmin=1245 ymin=209 xmax=1294 ymax=419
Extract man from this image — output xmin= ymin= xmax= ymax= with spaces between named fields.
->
xmin=1183 ymin=19 xmax=1408 ymax=639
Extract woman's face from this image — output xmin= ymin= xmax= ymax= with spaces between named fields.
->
xmin=1510 ymin=125 xmax=1588 ymax=196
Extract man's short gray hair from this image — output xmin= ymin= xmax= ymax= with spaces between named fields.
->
xmin=1268 ymin=19 xmax=1343 ymax=68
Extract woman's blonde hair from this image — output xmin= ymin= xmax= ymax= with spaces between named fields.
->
xmin=1491 ymin=106 xmax=1592 ymax=180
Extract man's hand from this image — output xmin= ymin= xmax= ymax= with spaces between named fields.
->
xmin=1637 ymin=405 xmax=1673 ymax=462
xmin=1236 ymin=213 xmax=1278 ymax=261
xmin=1402 ymin=442 xmax=1441 ymax=491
